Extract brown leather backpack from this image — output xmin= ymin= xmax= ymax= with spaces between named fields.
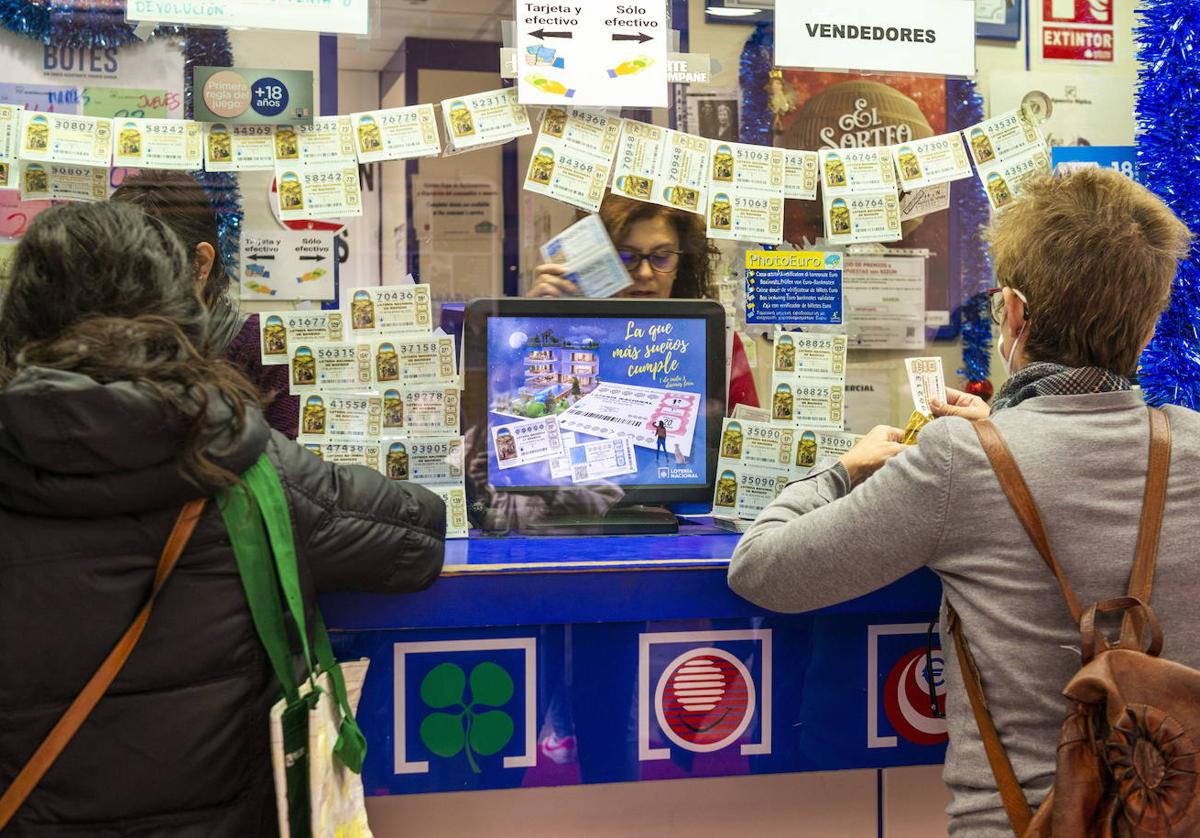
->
xmin=951 ymin=408 xmax=1200 ymax=837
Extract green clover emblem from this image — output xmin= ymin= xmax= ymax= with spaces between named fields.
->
xmin=418 ymin=661 xmax=515 ymax=773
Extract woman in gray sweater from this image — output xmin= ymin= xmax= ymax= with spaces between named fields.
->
xmin=728 ymin=169 xmax=1195 ymax=837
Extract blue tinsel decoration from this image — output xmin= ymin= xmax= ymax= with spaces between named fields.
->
xmin=1134 ymin=0 xmax=1200 ymax=408
xmin=947 ymin=78 xmax=993 ymax=385
xmin=739 ymin=23 xmax=773 ymax=147
xmin=0 ymin=1 xmax=243 ymax=289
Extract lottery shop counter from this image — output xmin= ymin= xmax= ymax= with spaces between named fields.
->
xmin=322 ymin=521 xmax=948 ymax=797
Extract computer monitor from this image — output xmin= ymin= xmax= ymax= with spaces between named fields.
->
xmin=463 ymin=298 xmax=727 ymax=534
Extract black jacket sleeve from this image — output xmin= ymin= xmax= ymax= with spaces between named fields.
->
xmin=267 ymin=432 xmax=446 ymax=593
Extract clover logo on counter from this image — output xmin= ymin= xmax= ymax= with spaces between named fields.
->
xmin=419 ymin=661 xmax=515 ymax=773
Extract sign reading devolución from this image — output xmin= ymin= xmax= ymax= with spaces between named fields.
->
xmin=775 ymin=0 xmax=976 ymax=77
xmin=126 ymin=0 xmax=371 ymax=36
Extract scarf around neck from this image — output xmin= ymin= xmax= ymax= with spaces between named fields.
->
xmin=991 ymin=361 xmax=1131 ymax=412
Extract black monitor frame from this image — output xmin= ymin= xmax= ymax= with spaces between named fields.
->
xmin=463 ymin=297 xmax=727 ymax=511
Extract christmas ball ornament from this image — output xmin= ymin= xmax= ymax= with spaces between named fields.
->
xmin=966 ymin=379 xmax=994 ymax=401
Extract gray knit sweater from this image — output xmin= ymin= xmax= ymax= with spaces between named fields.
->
xmin=728 ymin=390 xmax=1200 ymax=836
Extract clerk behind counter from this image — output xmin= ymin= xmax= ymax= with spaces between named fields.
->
xmin=528 ymin=193 xmax=759 ymax=411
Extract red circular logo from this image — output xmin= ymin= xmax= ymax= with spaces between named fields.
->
xmin=655 ymin=647 xmax=754 ymax=753
xmin=883 ymin=647 xmax=947 ymax=745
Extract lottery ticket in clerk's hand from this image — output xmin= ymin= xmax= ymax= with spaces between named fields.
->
xmin=904 ymin=356 xmax=947 ymax=417
xmin=492 ymin=415 xmax=566 ymax=470
xmin=559 ymin=382 xmax=700 ymax=456
xmin=540 ymin=214 xmax=632 ymax=298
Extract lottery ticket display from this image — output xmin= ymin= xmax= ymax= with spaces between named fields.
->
xmin=706 ymin=140 xmax=786 ymax=244
xmin=485 ymin=313 xmax=711 ymax=490
xmin=19 ymin=111 xmax=111 ymax=167
xmin=18 ymin=162 xmax=108 ymax=202
xmin=524 ymin=107 xmax=621 ymax=213
xmin=769 ymin=328 xmax=848 ymax=432
xmin=259 ymin=311 xmax=346 ymax=366
xmin=112 ymin=118 xmax=202 ymax=170
xmin=347 ymin=284 xmax=434 ymax=337
xmin=0 ymin=104 xmax=20 ymax=189
xmin=274 ymin=161 xmax=363 ymax=221
xmin=441 ymin=87 xmax=532 ymax=153
xmin=273 ymin=117 xmax=358 ymax=164
xmin=350 ymin=105 xmax=441 ymax=163
xmin=203 ymin=123 xmax=275 ymax=172
xmin=611 ymin=120 xmax=710 ymax=214
xmin=890 ymin=132 xmax=973 ymax=191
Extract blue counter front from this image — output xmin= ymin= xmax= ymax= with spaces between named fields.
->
xmin=323 ymin=520 xmax=947 ymax=797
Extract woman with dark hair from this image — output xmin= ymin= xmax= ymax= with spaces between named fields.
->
xmin=0 ymin=201 xmax=446 ymax=835
xmin=528 ymin=193 xmax=758 ymax=408
xmin=112 ymin=170 xmax=299 ymax=437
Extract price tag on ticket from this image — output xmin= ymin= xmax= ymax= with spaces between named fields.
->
xmin=492 ymin=415 xmax=565 ymax=469
xmin=566 ymin=436 xmax=638 ymax=483
xmin=560 ymin=382 xmax=701 ymax=454
xmin=793 ymin=428 xmax=861 ymax=478
xmin=524 ymin=106 xmax=620 ymax=212
xmin=0 ymin=105 xmax=21 ymax=189
xmin=383 ymin=436 xmax=464 ymax=484
xmin=904 ymin=356 xmax=947 ymax=417
xmin=274 ymin=117 xmax=357 ymax=164
xmin=348 ymin=284 xmax=433 ymax=337
xmin=19 ymin=162 xmax=108 ymax=202
xmin=976 ymin=145 xmax=1052 ymax=211
xmin=303 ymin=441 xmax=381 ymax=469
xmin=819 ymin=147 xmax=896 ymax=196
xmin=20 ymin=111 xmax=111 ymax=167
xmin=962 ymin=108 xmax=1043 ymax=169
xmin=427 ymin=481 xmax=469 ymax=538
xmin=713 ymin=463 xmax=790 ymax=520
xmin=823 ymin=190 xmax=902 ymax=245
xmin=784 ymin=149 xmax=818 ymax=201
xmin=770 ymin=380 xmax=845 ymax=430
xmin=373 ymin=335 xmax=457 ymax=386
xmin=351 ymin=105 xmax=441 ymax=163
xmin=380 ymin=385 xmax=461 ymax=436
xmin=204 ymin=123 xmax=275 ymax=172
xmin=771 ymin=331 xmax=847 ymax=382
xmin=275 ymin=161 xmax=362 ymax=221
xmin=718 ymin=418 xmax=796 ymax=471
xmin=299 ymin=392 xmax=382 ymax=443
xmin=112 ymin=118 xmax=202 ymax=170
xmin=891 ymin=132 xmax=973 ymax=191
xmin=442 ymin=87 xmax=531 ymax=153
xmin=289 ymin=341 xmax=372 ymax=395
xmin=260 ymin=311 xmax=345 ymax=365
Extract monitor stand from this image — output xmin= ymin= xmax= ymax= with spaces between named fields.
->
xmin=519 ymin=505 xmax=680 ymax=536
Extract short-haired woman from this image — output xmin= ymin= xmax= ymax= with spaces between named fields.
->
xmin=0 ymin=201 xmax=446 ymax=834
xmin=728 ymin=169 xmax=1198 ymax=836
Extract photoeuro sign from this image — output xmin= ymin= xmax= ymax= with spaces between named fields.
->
xmin=775 ymin=0 xmax=976 ymax=77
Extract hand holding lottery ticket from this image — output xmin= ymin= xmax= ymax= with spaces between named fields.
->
xmin=904 ymin=357 xmax=947 ymax=418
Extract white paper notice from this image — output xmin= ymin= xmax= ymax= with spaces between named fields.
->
xmin=441 ymin=88 xmax=532 ymax=153
xmin=350 ymin=105 xmax=441 ymax=163
xmin=540 ymin=214 xmax=632 ymax=298
xmin=612 ymin=120 xmax=709 ymax=214
xmin=204 ymin=123 xmax=274 ymax=172
xmin=515 ymin=0 xmax=668 ymax=109
xmin=560 ymin=382 xmax=702 ymax=455
xmin=112 ymin=118 xmax=202 ymax=170
xmin=843 ymin=254 xmax=927 ymax=350
xmin=18 ymin=111 xmax=111 ymax=167
xmin=524 ymin=106 xmax=621 ymax=212
xmin=493 ymin=415 xmax=566 ymax=469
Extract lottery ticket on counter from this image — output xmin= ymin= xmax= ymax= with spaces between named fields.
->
xmin=713 ymin=463 xmax=790 ymax=520
xmin=274 ymin=161 xmax=363 ymax=221
xmin=492 ymin=415 xmax=565 ymax=470
xmin=19 ymin=162 xmax=108 ymax=203
xmin=372 ymin=335 xmax=457 ymax=386
xmin=288 ymin=341 xmax=372 ymax=395
xmin=298 ymin=392 xmax=382 ymax=443
xmin=112 ymin=118 xmax=202 ymax=170
xmin=19 ymin=111 xmax=111 ymax=167
xmin=732 ymin=404 xmax=772 ymax=423
xmin=793 ymin=428 xmax=860 ymax=478
xmin=259 ymin=311 xmax=345 ymax=365
xmin=203 ymin=123 xmax=275 ymax=172
xmin=524 ymin=106 xmax=620 ymax=212
xmin=273 ymin=117 xmax=357 ymax=164
xmin=905 ymin=356 xmax=947 ymax=417
xmin=771 ymin=330 xmax=848 ymax=383
xmin=350 ymin=105 xmax=441 ymax=163
xmin=770 ymin=380 xmax=845 ymax=431
xmin=823 ymin=189 xmax=902 ymax=245
xmin=612 ymin=120 xmax=709 ymax=214
xmin=819 ymin=147 xmax=896 ymax=196
xmin=718 ymin=418 xmax=795 ymax=471
xmin=784 ymin=150 xmax=818 ymax=201
xmin=565 ymin=437 xmax=638 ymax=483
xmin=560 ymin=382 xmax=701 ymax=454
xmin=892 ymin=133 xmax=973 ymax=191
xmin=0 ymin=105 xmax=21 ymax=189
xmin=707 ymin=140 xmax=786 ymax=244
xmin=428 ymin=481 xmax=469 ymax=538
xmin=540 ymin=214 xmax=631 ymax=298
xmin=348 ymin=284 xmax=433 ymax=337
xmin=976 ymin=145 xmax=1052 ymax=212
xmin=441 ymin=87 xmax=531 ymax=153
xmin=302 ymin=441 xmax=381 ymax=469
xmin=962 ymin=108 xmax=1044 ymax=169
xmin=382 ymin=436 xmax=464 ymax=483
xmin=380 ymin=385 xmax=461 ymax=436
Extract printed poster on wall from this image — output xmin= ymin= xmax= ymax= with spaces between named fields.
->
xmin=1040 ymin=0 xmax=1115 ymax=63
xmin=988 ymin=71 xmax=1132 ymax=146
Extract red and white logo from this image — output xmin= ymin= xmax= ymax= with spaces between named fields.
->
xmin=655 ymin=647 xmax=755 ymax=753
xmin=882 ymin=647 xmax=947 ymax=746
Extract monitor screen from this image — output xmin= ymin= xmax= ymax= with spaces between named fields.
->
xmin=472 ymin=301 xmax=723 ymax=498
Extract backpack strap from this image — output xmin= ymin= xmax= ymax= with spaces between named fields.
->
xmin=973 ymin=419 xmax=1084 ymax=624
xmin=1119 ymin=407 xmax=1171 ymax=649
xmin=947 ymin=606 xmax=1033 ymax=836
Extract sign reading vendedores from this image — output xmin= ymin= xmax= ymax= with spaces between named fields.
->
xmin=775 ymin=0 xmax=976 ymax=77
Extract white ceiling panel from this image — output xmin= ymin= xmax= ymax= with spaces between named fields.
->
xmin=337 ymin=0 xmax=508 ymax=71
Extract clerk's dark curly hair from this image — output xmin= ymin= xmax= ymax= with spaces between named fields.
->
xmin=0 ymin=201 xmax=258 ymax=488
xmin=598 ymin=193 xmax=718 ymax=300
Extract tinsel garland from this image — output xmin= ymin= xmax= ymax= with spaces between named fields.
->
xmin=947 ymin=78 xmax=993 ymax=387
xmin=1134 ymin=0 xmax=1200 ymax=408
xmin=738 ymin=23 xmax=773 ymax=147
xmin=0 ymin=0 xmax=243 ymax=289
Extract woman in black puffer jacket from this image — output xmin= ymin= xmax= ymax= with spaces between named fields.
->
xmin=0 ymin=202 xmax=446 ymax=836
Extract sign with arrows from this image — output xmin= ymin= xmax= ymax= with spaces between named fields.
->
xmin=515 ymin=1 xmax=668 ymax=108
xmin=239 ymin=230 xmax=337 ymax=301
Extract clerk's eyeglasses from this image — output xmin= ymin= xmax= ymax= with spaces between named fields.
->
xmin=987 ymin=286 xmax=1029 ymax=325
xmin=618 ymin=249 xmax=681 ymax=273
